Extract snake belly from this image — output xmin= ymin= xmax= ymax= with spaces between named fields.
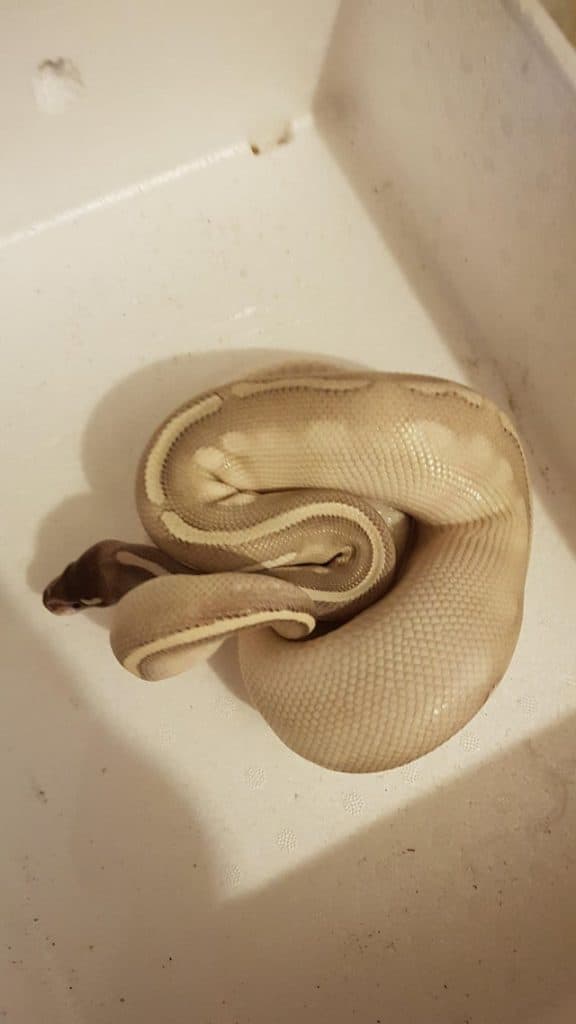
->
xmin=110 ymin=360 xmax=531 ymax=773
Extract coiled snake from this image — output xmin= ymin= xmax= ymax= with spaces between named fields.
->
xmin=43 ymin=360 xmax=531 ymax=772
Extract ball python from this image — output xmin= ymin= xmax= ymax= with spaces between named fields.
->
xmin=43 ymin=360 xmax=531 ymax=772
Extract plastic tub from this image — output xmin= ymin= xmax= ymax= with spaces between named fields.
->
xmin=2 ymin=2 xmax=575 ymax=1021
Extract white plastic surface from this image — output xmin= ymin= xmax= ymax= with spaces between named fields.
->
xmin=2 ymin=2 xmax=576 ymax=1022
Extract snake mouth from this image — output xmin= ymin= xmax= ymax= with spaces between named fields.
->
xmin=42 ymin=588 xmax=82 ymax=615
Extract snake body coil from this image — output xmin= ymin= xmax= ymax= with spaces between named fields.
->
xmin=44 ymin=361 xmax=531 ymax=772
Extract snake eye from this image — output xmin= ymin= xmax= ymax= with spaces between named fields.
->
xmin=71 ymin=602 xmax=82 ymax=610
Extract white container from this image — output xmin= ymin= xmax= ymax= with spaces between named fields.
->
xmin=2 ymin=2 xmax=575 ymax=1021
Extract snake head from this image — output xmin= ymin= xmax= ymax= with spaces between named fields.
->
xmin=42 ymin=539 xmax=184 ymax=615
xmin=42 ymin=540 xmax=126 ymax=615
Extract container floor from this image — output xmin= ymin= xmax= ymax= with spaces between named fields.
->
xmin=2 ymin=118 xmax=575 ymax=1024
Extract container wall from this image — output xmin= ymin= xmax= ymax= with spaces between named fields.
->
xmin=0 ymin=0 xmax=338 ymax=235
xmin=316 ymin=0 xmax=576 ymax=552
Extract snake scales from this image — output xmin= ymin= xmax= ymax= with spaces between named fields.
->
xmin=43 ymin=360 xmax=531 ymax=772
